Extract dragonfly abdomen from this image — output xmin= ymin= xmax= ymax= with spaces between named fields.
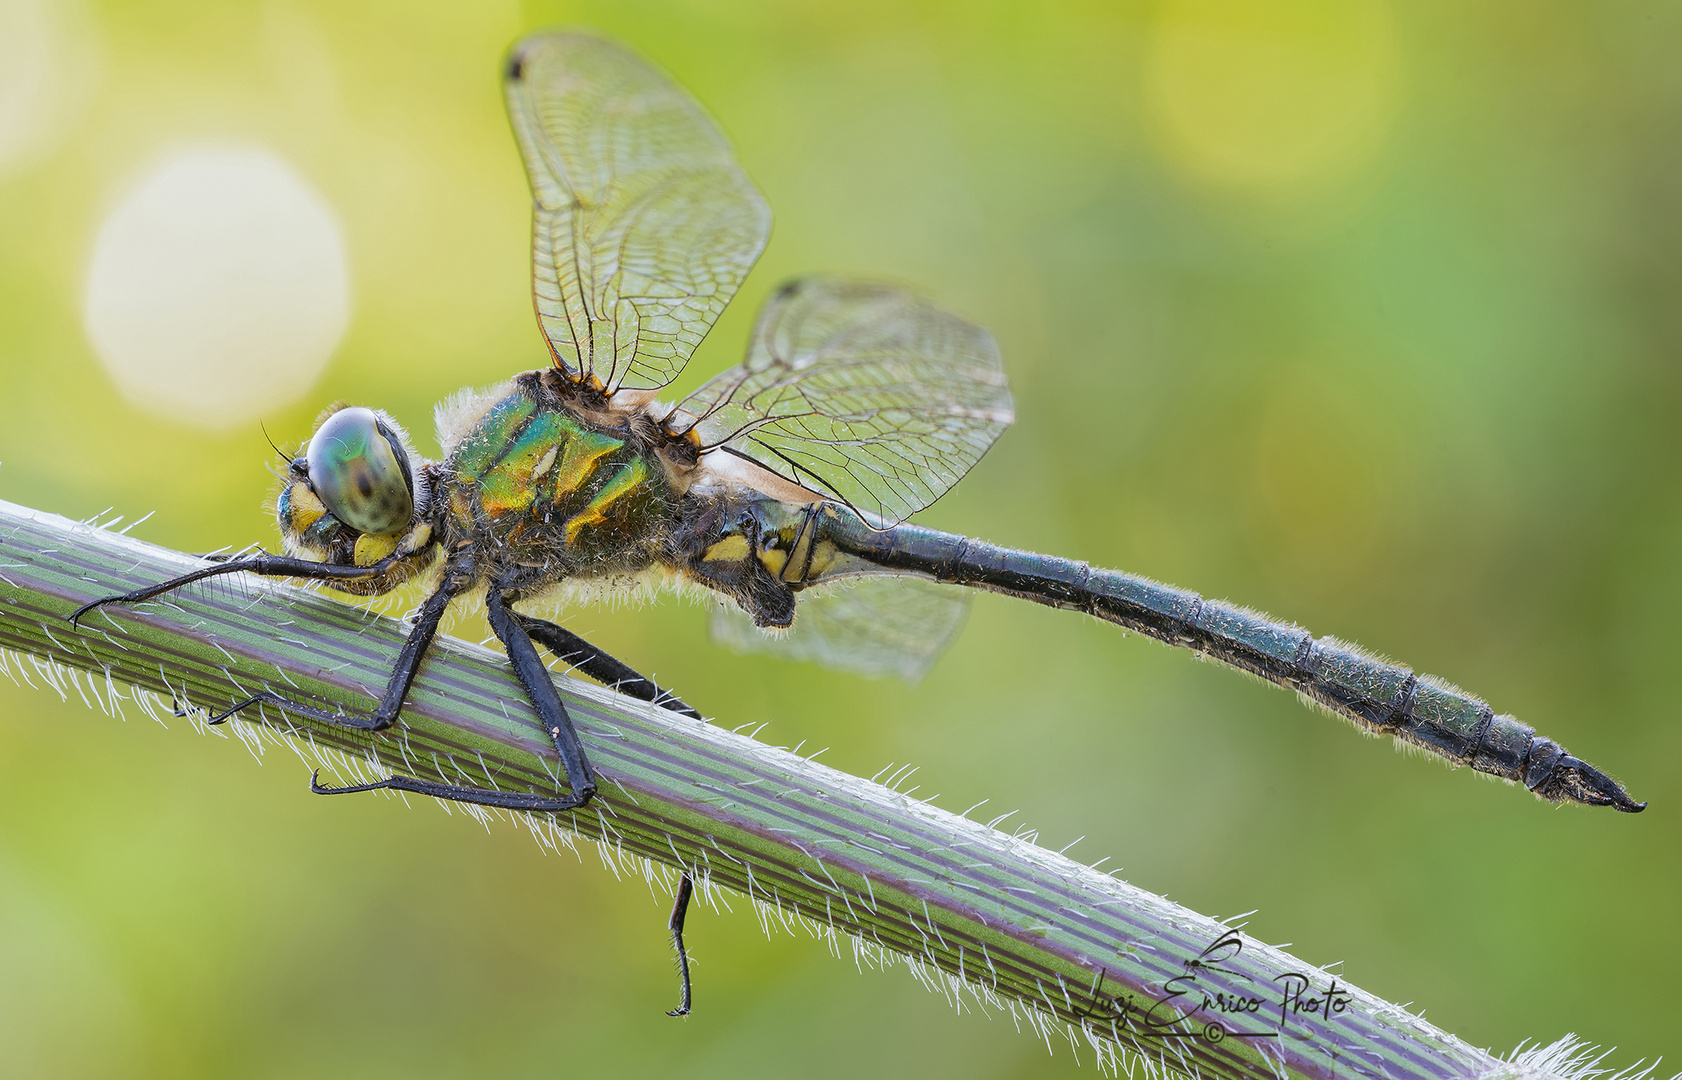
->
xmin=819 ymin=512 xmax=1642 ymax=811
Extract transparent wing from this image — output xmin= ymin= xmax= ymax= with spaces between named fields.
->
xmin=504 ymin=31 xmax=771 ymax=392
xmin=676 ymin=277 xmax=1015 ymax=523
xmin=710 ymin=576 xmax=971 ymax=684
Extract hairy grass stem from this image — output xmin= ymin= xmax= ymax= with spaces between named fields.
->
xmin=0 ymin=497 xmax=1655 ymax=1080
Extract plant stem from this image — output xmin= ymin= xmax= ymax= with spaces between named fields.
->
xmin=0 ymin=496 xmax=1575 ymax=1079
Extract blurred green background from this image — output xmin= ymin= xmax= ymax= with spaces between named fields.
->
xmin=2 ymin=0 xmax=1679 ymax=1076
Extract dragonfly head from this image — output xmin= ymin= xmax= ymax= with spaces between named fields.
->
xmin=276 ymin=405 xmax=436 ymax=582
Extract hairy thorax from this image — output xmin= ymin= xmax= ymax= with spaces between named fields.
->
xmin=436 ymin=371 xmax=694 ymax=596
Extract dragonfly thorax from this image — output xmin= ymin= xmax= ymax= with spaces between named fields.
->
xmin=433 ymin=371 xmax=681 ymax=594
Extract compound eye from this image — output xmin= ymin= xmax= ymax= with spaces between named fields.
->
xmin=305 ymin=407 xmax=414 ymax=536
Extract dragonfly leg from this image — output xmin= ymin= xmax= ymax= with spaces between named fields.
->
xmin=67 ymin=552 xmax=398 ymax=626
xmin=308 ymin=769 xmax=597 ymax=812
xmin=515 ymin=613 xmax=704 ymax=720
xmin=666 ymin=873 xmax=695 ymax=1017
xmin=513 ymin=611 xmax=703 ymax=1014
xmin=314 ymin=583 xmax=599 ymax=813
xmin=72 ymin=548 xmax=459 ymax=740
xmin=484 ymin=587 xmax=598 ymax=808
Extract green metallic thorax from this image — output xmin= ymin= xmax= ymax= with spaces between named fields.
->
xmin=443 ymin=380 xmax=672 ymax=579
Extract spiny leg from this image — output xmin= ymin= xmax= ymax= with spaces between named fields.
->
xmin=75 ymin=551 xmax=598 ymax=810
xmin=484 ymin=587 xmax=598 ymax=807
xmin=70 ymin=549 xmax=444 ymax=736
xmin=516 ymin=613 xmax=703 ymax=720
xmin=314 ymin=581 xmax=598 ymax=812
xmin=309 ymin=769 xmax=599 ymax=811
xmin=83 ymin=552 xmax=595 ymax=810
xmin=347 ymin=598 xmax=698 ymax=1009
xmin=666 ymin=874 xmax=695 ymax=1017
xmin=517 ymin=609 xmax=706 ymax=1014
xmin=295 ymin=573 xmax=597 ymax=803
xmin=76 ymin=551 xmax=688 ymax=1003
xmin=219 ymin=572 xmax=593 ymax=805
xmin=68 ymin=552 xmax=396 ymax=625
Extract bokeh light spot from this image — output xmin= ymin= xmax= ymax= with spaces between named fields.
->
xmin=83 ymin=144 xmax=350 ymax=429
xmin=0 ymin=0 xmax=98 ymax=177
xmin=1145 ymin=0 xmax=1400 ymax=195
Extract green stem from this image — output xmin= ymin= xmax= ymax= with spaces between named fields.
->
xmin=0 ymin=496 xmax=1558 ymax=1079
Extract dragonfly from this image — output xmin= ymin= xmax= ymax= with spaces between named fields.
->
xmin=70 ymin=29 xmax=1643 ymax=1016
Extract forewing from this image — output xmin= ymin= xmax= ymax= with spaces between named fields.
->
xmin=504 ymin=31 xmax=771 ymax=391
xmin=678 ymin=278 xmax=1014 ymax=523
xmin=710 ymin=577 xmax=971 ymax=683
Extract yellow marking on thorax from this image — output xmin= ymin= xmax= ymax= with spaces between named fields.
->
xmin=354 ymin=532 xmax=399 ymax=566
xmin=703 ymin=535 xmax=751 ymax=563
xmin=480 ymin=483 xmax=533 ymax=516
xmin=552 ymin=429 xmax=623 ymax=498
xmin=563 ymin=458 xmax=648 ymax=545
xmin=756 ymin=545 xmax=789 ymax=576
xmin=479 ymin=428 xmax=621 ymax=518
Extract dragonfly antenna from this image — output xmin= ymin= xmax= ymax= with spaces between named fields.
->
xmin=259 ymin=421 xmax=291 ymax=466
